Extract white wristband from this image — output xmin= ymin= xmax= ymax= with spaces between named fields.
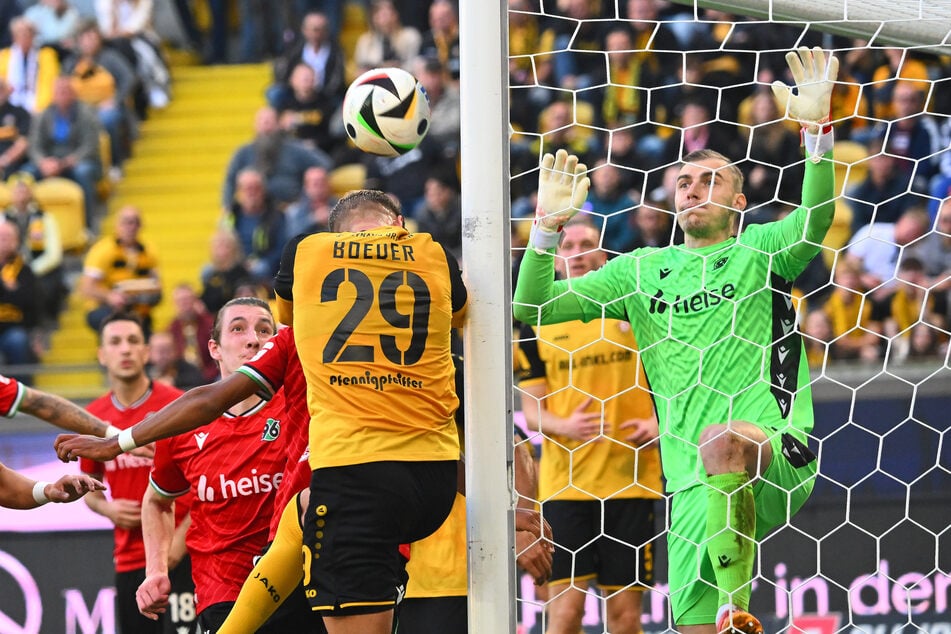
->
xmin=105 ymin=425 xmax=121 ymax=438
xmin=529 ymin=222 xmax=562 ymax=252
xmin=803 ymin=126 xmax=834 ymax=163
xmin=32 ymin=480 xmax=50 ymax=506
xmin=117 ymin=428 xmax=138 ymax=453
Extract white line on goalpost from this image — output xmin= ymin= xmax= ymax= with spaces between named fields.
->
xmin=459 ymin=1 xmax=517 ymax=632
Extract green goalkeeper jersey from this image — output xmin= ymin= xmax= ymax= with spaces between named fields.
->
xmin=514 ymin=155 xmax=835 ymax=492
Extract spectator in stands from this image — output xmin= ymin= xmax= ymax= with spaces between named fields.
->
xmin=543 ymin=0 xmax=606 ymax=93
xmin=586 ymin=158 xmax=639 ymax=255
xmin=363 ymin=133 xmax=441 ymax=214
xmin=234 ymin=0 xmax=285 ymax=63
xmin=93 ymin=0 xmax=171 ymax=111
xmin=274 ymin=63 xmax=336 ymax=153
xmin=166 ymin=282 xmax=216 ymax=383
xmin=79 ymin=205 xmax=161 ymax=336
xmin=3 ymin=171 xmax=64 ymax=326
xmin=600 ymin=21 xmax=677 ymax=131
xmin=530 ymin=99 xmax=599 ymax=164
xmin=800 ymin=309 xmax=833 ymax=369
xmin=283 ymin=165 xmax=334 ymax=242
xmin=847 ymin=206 xmax=931 ymax=296
xmin=880 ymin=82 xmax=943 ymax=193
xmin=24 ymin=0 xmax=81 ymax=54
xmin=63 ymin=20 xmax=136 ymax=170
xmin=821 ymin=257 xmax=883 ymax=362
xmin=413 ymin=165 xmax=462 ymax=261
xmin=147 ymin=329 xmax=205 ymax=390
xmin=222 ymin=106 xmax=332 ymax=208
xmin=507 ymin=0 xmax=557 ymax=133
xmin=419 ymin=0 xmax=460 ymax=81
xmin=743 ymin=89 xmax=805 ymax=220
xmin=222 ymin=168 xmax=286 ymax=284
xmin=26 ymin=75 xmax=104 ymax=228
xmin=847 ymin=136 xmax=917 ymax=234
xmin=200 ymin=227 xmax=249 ymax=315
xmin=656 ymin=96 xmax=746 ymax=177
xmin=881 ymin=256 xmax=947 ymax=363
xmin=629 ymin=203 xmax=674 ymax=249
xmin=353 ymin=0 xmax=422 ymax=73
xmin=0 ymin=16 xmax=60 ymax=115
xmin=0 ymin=218 xmax=40 ymax=382
xmin=907 ymin=198 xmax=951 ymax=295
xmin=268 ymin=11 xmax=346 ymax=111
xmin=0 ymin=77 xmax=32 ymax=179
xmin=869 ymin=48 xmax=931 ymax=120
xmin=412 ymin=56 xmax=460 ymax=155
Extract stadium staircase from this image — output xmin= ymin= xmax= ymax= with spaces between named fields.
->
xmin=35 ymin=58 xmax=270 ymax=400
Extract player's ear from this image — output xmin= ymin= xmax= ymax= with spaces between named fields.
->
xmin=733 ymin=192 xmax=747 ymax=211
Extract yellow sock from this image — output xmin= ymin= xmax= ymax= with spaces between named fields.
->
xmin=217 ymin=493 xmax=306 ymax=634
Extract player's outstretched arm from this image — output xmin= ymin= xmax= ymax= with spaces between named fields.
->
xmin=0 ymin=463 xmax=105 ymax=509
xmin=771 ymin=47 xmax=840 ymax=258
xmin=55 ymin=372 xmax=259 ymax=462
xmin=20 ymin=386 xmax=117 ymax=437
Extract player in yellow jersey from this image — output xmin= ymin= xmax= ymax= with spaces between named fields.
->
xmin=515 ymin=217 xmax=663 ymax=634
xmin=272 ymin=189 xmax=467 ymax=634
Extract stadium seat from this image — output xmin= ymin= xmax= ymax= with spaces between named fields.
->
xmin=822 ymin=140 xmax=867 ymax=268
xmin=33 ymin=177 xmax=88 ymax=253
xmin=329 ymin=163 xmax=367 ymax=198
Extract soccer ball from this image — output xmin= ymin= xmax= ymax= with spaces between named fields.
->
xmin=342 ymin=67 xmax=431 ymax=157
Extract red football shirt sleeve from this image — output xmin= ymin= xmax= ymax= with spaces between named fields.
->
xmin=148 ymin=438 xmax=191 ymax=498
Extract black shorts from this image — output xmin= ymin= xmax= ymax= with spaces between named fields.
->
xmin=164 ymin=554 xmax=196 ymax=634
xmin=302 ymin=460 xmax=457 ymax=616
xmin=115 ymin=568 xmax=162 ymax=634
xmin=397 ymin=596 xmax=467 ymax=633
xmin=545 ymin=498 xmax=656 ymax=589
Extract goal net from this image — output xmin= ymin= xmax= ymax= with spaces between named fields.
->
xmin=496 ymin=1 xmax=951 ymax=632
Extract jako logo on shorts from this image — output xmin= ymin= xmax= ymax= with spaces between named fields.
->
xmin=196 ymin=469 xmax=284 ymax=502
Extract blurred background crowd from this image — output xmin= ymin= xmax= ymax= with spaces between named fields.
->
xmin=0 ymin=0 xmax=947 ymax=396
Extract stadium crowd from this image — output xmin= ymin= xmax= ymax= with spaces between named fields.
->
xmin=0 ymin=0 xmax=949 ymax=631
xmin=0 ymin=0 xmax=945 ymax=386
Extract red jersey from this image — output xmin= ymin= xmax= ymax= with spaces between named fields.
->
xmin=0 ymin=374 xmax=26 ymax=416
xmin=81 ymin=381 xmax=185 ymax=573
xmin=238 ymin=326 xmax=311 ymax=540
xmin=149 ymin=393 xmax=287 ymax=612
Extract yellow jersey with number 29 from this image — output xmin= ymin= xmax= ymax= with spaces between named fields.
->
xmin=276 ymin=226 xmax=467 ymax=470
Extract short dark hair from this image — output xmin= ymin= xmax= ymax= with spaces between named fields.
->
xmin=681 ymin=149 xmax=744 ymax=191
xmin=211 ymin=296 xmax=273 ymax=343
xmin=328 ymin=190 xmax=402 ymax=232
xmin=98 ymin=311 xmax=145 ymax=343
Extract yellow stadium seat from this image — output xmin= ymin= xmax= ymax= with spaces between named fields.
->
xmin=329 ymin=163 xmax=367 ymax=198
xmin=33 ymin=177 xmax=88 ymax=253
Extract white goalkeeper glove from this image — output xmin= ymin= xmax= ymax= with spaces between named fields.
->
xmin=771 ymin=46 xmax=839 ymax=162
xmin=531 ymin=149 xmax=590 ymax=251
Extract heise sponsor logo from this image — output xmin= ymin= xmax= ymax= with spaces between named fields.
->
xmin=197 ymin=469 xmax=284 ymax=502
xmin=648 ymin=283 xmax=737 ymax=315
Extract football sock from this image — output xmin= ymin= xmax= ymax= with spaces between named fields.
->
xmin=217 ymin=494 xmax=305 ymax=634
xmin=705 ymin=472 xmax=756 ymax=611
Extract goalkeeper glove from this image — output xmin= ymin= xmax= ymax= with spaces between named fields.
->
xmin=530 ymin=149 xmax=590 ymax=251
xmin=771 ymin=46 xmax=839 ymax=162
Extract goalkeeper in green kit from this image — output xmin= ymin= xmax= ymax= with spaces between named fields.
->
xmin=513 ymin=48 xmax=839 ymax=634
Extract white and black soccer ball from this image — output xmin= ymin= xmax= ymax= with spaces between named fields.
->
xmin=342 ymin=67 xmax=432 ymax=157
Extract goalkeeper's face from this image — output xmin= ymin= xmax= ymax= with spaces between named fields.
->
xmin=674 ymin=158 xmax=746 ymax=242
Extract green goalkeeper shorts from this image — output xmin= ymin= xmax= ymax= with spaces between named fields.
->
xmin=667 ymin=430 xmax=817 ymax=626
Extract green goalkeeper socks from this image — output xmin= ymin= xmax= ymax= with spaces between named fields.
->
xmin=705 ymin=472 xmax=756 ymax=610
